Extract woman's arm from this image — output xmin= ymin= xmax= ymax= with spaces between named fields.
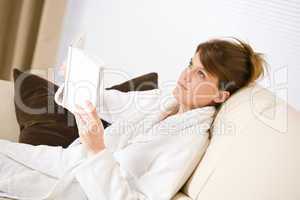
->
xmin=72 ymin=108 xmax=212 ymax=200
xmin=73 ymin=133 xmax=209 ymax=200
xmin=75 ymin=149 xmax=148 ymax=200
xmin=70 ymin=94 xmax=214 ymax=200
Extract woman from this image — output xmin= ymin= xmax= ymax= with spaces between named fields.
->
xmin=0 ymin=38 xmax=265 ymax=200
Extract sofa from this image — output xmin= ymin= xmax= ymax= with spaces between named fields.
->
xmin=0 ymin=74 xmax=299 ymax=200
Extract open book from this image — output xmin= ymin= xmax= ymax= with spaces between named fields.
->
xmin=62 ymin=46 xmax=107 ymax=115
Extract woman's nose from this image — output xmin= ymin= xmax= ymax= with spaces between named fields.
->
xmin=183 ymin=69 xmax=192 ymax=83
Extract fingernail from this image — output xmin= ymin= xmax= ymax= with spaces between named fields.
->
xmin=85 ymin=101 xmax=93 ymax=110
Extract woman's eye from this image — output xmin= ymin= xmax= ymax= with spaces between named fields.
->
xmin=198 ymin=71 xmax=205 ymax=78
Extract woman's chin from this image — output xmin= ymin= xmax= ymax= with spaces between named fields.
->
xmin=172 ymin=86 xmax=181 ymax=98
xmin=172 ymin=88 xmax=185 ymax=104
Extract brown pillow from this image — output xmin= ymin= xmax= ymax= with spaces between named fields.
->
xmin=106 ymin=72 xmax=158 ymax=92
xmin=13 ymin=69 xmax=158 ymax=147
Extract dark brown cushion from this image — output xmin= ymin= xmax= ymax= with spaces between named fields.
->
xmin=13 ymin=69 xmax=158 ymax=147
xmin=106 ymin=72 xmax=158 ymax=92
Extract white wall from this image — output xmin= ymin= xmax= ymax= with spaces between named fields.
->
xmin=56 ymin=0 xmax=300 ymax=110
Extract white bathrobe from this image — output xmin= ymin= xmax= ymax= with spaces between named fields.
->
xmin=0 ymin=84 xmax=216 ymax=200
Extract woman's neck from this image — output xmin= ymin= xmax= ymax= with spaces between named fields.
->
xmin=160 ymin=103 xmax=193 ymax=121
xmin=164 ymin=104 xmax=189 ymax=120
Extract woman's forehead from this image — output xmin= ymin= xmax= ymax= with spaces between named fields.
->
xmin=192 ymin=52 xmax=204 ymax=69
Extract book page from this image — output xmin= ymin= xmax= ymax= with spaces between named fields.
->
xmin=62 ymin=46 xmax=104 ymax=114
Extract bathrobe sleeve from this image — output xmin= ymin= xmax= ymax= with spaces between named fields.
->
xmin=74 ymin=130 xmax=209 ymax=200
xmin=54 ymin=83 xmax=160 ymax=124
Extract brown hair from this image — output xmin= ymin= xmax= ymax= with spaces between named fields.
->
xmin=196 ymin=37 xmax=266 ymax=94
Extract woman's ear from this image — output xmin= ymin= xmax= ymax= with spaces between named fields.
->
xmin=213 ymin=90 xmax=230 ymax=104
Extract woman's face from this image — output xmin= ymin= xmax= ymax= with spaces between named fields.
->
xmin=173 ymin=52 xmax=229 ymax=109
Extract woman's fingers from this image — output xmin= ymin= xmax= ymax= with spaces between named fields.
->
xmin=74 ymin=107 xmax=86 ymax=123
xmin=74 ymin=105 xmax=89 ymax=136
xmin=74 ymin=102 xmax=106 ymax=155
xmin=84 ymin=100 xmax=100 ymax=123
xmin=75 ymin=104 xmax=90 ymax=123
xmin=75 ymin=102 xmax=98 ymax=122
xmin=84 ymin=104 xmax=103 ymax=134
xmin=75 ymin=102 xmax=103 ymax=135
xmin=74 ymin=112 xmax=86 ymax=131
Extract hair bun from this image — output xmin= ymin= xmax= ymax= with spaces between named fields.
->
xmin=238 ymin=40 xmax=265 ymax=83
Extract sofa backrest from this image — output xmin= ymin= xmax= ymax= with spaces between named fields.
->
xmin=181 ymin=83 xmax=300 ymax=199
xmin=0 ymin=80 xmax=19 ymax=142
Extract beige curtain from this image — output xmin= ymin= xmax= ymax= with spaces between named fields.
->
xmin=0 ymin=0 xmax=67 ymax=80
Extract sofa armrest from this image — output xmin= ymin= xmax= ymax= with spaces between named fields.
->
xmin=0 ymin=80 xmax=19 ymax=142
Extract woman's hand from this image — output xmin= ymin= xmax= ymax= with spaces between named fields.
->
xmin=74 ymin=101 xmax=106 ymax=156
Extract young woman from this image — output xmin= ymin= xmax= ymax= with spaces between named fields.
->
xmin=0 ymin=38 xmax=265 ymax=200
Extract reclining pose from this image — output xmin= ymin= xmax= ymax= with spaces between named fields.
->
xmin=0 ymin=38 xmax=265 ymax=200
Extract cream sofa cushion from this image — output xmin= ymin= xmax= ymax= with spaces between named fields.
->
xmin=181 ymin=83 xmax=300 ymax=200
xmin=0 ymin=80 xmax=19 ymax=142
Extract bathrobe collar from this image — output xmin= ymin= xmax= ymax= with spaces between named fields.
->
xmin=156 ymin=94 xmax=216 ymax=132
